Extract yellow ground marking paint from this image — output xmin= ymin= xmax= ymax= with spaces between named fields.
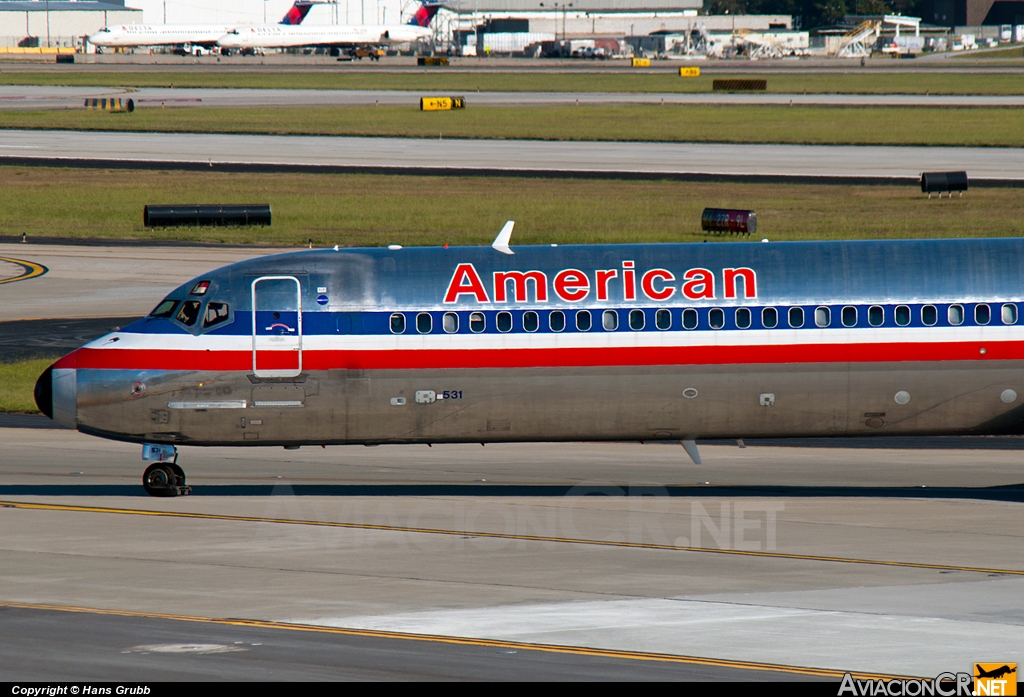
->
xmin=0 ymin=257 xmax=47 ymax=285
xmin=0 ymin=599 xmax=910 ymax=680
xmin=3 ymin=499 xmax=1022 ymax=577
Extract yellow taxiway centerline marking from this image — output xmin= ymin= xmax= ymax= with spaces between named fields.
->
xmin=0 ymin=599 xmax=910 ymax=680
xmin=0 ymin=257 xmax=47 ymax=285
xmin=2 ymin=499 xmax=1022 ymax=577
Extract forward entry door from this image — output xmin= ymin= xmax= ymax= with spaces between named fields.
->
xmin=252 ymin=276 xmax=302 ymax=378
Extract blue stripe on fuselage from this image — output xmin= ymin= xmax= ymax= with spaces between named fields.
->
xmin=121 ymin=302 xmax=1018 ymax=337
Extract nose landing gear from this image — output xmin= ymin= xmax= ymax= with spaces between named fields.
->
xmin=141 ymin=444 xmax=192 ymax=497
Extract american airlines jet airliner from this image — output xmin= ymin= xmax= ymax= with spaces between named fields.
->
xmin=34 ymin=229 xmax=1024 ymax=496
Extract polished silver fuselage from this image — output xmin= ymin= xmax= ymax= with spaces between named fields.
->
xmin=41 ymin=239 xmax=1024 ymax=446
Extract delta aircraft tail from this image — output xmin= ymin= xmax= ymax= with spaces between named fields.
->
xmin=280 ymin=1 xmax=315 ymax=25
xmin=408 ymin=1 xmax=442 ymax=27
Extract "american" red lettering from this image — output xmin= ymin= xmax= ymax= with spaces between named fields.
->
xmin=723 ymin=267 xmax=756 ymax=299
xmin=681 ymin=268 xmax=715 ymax=300
xmin=494 ymin=270 xmax=548 ymax=303
xmin=444 ymin=263 xmax=489 ymax=303
xmin=553 ymin=269 xmax=590 ymax=302
xmin=444 ymin=263 xmax=756 ymax=304
xmin=641 ymin=269 xmax=675 ymax=301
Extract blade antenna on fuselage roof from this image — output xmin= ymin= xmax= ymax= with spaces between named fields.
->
xmin=492 ymin=220 xmax=514 ymax=255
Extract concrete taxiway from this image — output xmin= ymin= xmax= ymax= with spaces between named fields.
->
xmin=1 ymin=129 xmax=1021 ymax=182
xmin=0 ymin=430 xmax=1022 ymax=679
xmin=4 ymin=84 xmax=1024 ymax=109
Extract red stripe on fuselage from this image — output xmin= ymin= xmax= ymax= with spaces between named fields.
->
xmin=70 ymin=341 xmax=1023 ymax=372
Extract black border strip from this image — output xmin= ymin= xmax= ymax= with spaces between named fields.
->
xmin=3 ymin=155 xmax=1022 ymax=187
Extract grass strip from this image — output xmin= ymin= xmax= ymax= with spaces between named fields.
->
xmin=2 ymin=166 xmax=1024 ymax=247
xmin=0 ymin=356 xmax=54 ymax=413
xmin=3 ymin=104 xmax=1024 ymax=146
xmin=0 ymin=70 xmax=1023 ymax=95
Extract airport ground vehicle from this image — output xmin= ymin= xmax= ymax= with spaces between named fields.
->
xmin=352 ymin=47 xmax=385 ymax=60
xmin=35 ymin=233 xmax=1024 ymax=496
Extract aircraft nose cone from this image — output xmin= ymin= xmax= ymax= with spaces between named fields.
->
xmin=33 ymin=365 xmax=53 ymax=419
xmin=47 ymin=350 xmax=79 ymax=429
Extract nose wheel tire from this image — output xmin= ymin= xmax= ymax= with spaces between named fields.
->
xmin=142 ymin=463 xmax=191 ymax=497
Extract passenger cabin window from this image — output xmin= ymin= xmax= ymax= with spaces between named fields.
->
xmin=922 ymin=305 xmax=937 ymax=326
xmin=203 ymin=302 xmax=230 ymax=328
xmin=788 ymin=307 xmax=804 ymax=328
xmin=895 ymin=305 xmax=911 ymax=327
xmin=176 ymin=300 xmax=201 ymax=327
xmin=735 ymin=308 xmax=751 ymax=329
xmin=815 ymin=306 xmax=830 ymax=328
xmin=470 ymin=312 xmax=485 ymax=333
xmin=390 ymin=313 xmax=406 ymax=334
xmin=1002 ymin=304 xmax=1017 ymax=325
xmin=550 ymin=311 xmax=566 ymax=332
xmin=443 ymin=312 xmax=459 ymax=333
xmin=656 ymin=309 xmax=672 ymax=330
xmin=762 ymin=307 xmax=778 ymax=329
xmin=576 ymin=310 xmax=592 ymax=331
xmin=681 ymin=309 xmax=697 ymax=330
xmin=497 ymin=311 xmax=513 ymax=333
xmin=975 ymin=304 xmax=990 ymax=325
xmin=842 ymin=306 xmax=857 ymax=327
xmin=602 ymin=310 xmax=618 ymax=331
xmin=629 ymin=309 xmax=645 ymax=330
xmin=523 ymin=311 xmax=539 ymax=332
xmin=868 ymin=306 xmax=884 ymax=327
xmin=150 ymin=299 xmax=179 ymax=318
xmin=948 ymin=304 xmax=964 ymax=326
xmin=709 ymin=308 xmax=725 ymax=329
xmin=416 ymin=312 xmax=432 ymax=334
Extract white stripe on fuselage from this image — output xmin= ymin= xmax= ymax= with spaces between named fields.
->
xmin=82 ymin=325 xmax=1024 ymax=354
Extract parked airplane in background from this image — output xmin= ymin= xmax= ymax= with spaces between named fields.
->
xmin=34 ymin=229 xmax=1024 ymax=496
xmin=216 ymin=1 xmax=440 ymax=52
xmin=87 ymin=1 xmax=314 ymax=50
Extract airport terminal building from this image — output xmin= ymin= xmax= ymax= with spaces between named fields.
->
xmin=0 ymin=0 xmax=140 ymax=50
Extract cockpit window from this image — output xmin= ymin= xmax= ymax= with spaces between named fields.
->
xmin=190 ymin=280 xmax=210 ymax=296
xmin=149 ymin=299 xmax=179 ymax=318
xmin=203 ymin=302 xmax=230 ymax=328
xmin=176 ymin=300 xmax=201 ymax=326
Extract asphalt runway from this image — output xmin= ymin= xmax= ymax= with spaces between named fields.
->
xmin=2 ymin=129 xmax=1021 ymax=182
xmin=0 ymin=316 xmax=139 ymax=360
xmin=3 ymin=604 xmax=799 ymax=681
xmin=5 ymin=84 xmax=1024 ymax=109
xmin=1 ymin=431 xmax=1022 ymax=678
